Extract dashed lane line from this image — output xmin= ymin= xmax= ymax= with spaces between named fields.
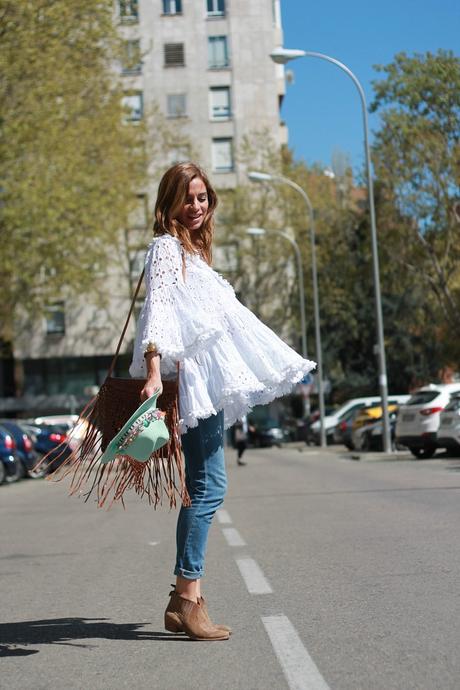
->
xmin=262 ymin=614 xmax=331 ymax=690
xmin=236 ymin=557 xmax=273 ymax=595
xmin=217 ymin=498 xmax=329 ymax=687
xmin=217 ymin=509 xmax=233 ymax=524
xmin=222 ymin=527 xmax=247 ymax=547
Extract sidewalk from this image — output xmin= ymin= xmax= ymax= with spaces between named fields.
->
xmin=283 ymin=440 xmax=414 ymax=463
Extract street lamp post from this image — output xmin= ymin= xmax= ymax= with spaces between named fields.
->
xmin=247 ymin=225 xmax=311 ymax=418
xmin=269 ymin=46 xmax=392 ymax=454
xmin=247 ymin=173 xmax=327 ymax=448
xmin=246 ymin=226 xmax=307 ymax=361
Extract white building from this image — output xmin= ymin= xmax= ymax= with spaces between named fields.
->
xmin=12 ymin=0 xmax=288 ymax=405
xmin=119 ymin=0 xmax=286 ymax=186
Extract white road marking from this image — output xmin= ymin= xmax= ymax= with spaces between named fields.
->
xmin=217 ymin=509 xmax=233 ymax=524
xmin=236 ymin=557 xmax=273 ymax=594
xmin=148 ymin=541 xmax=159 ymax=546
xmin=262 ymin=615 xmax=330 ymax=690
xmin=222 ymin=527 xmax=247 ymax=547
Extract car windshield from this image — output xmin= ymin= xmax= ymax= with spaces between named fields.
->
xmin=444 ymin=396 xmax=460 ymax=412
xmin=39 ymin=424 xmax=69 ymax=434
xmin=260 ymin=419 xmax=279 ymax=429
xmin=337 ymin=404 xmax=366 ymax=421
xmin=406 ymin=391 xmax=439 ymax=405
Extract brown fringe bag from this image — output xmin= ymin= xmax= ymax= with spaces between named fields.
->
xmin=39 ymin=270 xmax=191 ymax=510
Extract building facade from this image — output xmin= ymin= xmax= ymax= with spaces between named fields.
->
xmin=119 ymin=0 xmax=286 ymax=185
xmin=10 ymin=0 xmax=287 ymax=406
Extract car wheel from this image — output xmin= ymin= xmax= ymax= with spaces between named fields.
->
xmin=0 ymin=462 xmax=6 ymax=485
xmin=5 ymin=457 xmax=22 ymax=483
xmin=27 ymin=456 xmax=48 ymax=479
xmin=409 ymin=446 xmax=436 ymax=460
xmin=361 ymin=434 xmax=371 ymax=452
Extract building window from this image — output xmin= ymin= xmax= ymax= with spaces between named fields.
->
xmin=164 ymin=43 xmax=185 ymax=67
xmin=45 ymin=302 xmax=65 ymax=336
xmin=122 ymin=92 xmax=143 ymax=122
xmin=212 ymin=138 xmax=233 ymax=172
xmin=208 ymin=36 xmax=229 ymax=69
xmin=209 ymin=86 xmax=231 ymax=120
xmin=122 ymin=40 xmax=142 ymax=75
xmin=167 ymin=94 xmax=187 ymax=118
xmin=163 ymin=0 xmax=182 ymax=14
xmin=119 ymin=0 xmax=138 ymax=21
xmin=207 ymin=0 xmax=225 ymax=16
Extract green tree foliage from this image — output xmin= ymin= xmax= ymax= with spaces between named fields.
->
xmin=0 ymin=0 xmax=147 ymax=340
xmin=217 ymin=133 xmax=344 ymax=366
xmin=370 ymin=50 xmax=460 ymax=358
xmin=219 ymin=121 xmax=455 ymax=402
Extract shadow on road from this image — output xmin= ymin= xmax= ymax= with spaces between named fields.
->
xmin=0 ymin=617 xmax=188 ymax=656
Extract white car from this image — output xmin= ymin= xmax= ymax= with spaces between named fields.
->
xmin=311 ymin=395 xmax=408 ymax=445
xmin=396 ymin=383 xmax=460 ymax=458
xmin=436 ymin=393 xmax=460 ymax=455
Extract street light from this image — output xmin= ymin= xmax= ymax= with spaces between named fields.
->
xmin=269 ymin=46 xmax=392 ymax=453
xmin=247 ymin=225 xmax=311 ymax=418
xmin=246 ymin=226 xmax=308 ymax=360
xmin=247 ymin=172 xmax=327 ymax=448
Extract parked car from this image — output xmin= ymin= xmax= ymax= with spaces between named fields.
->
xmin=33 ymin=414 xmax=78 ymax=428
xmin=248 ymin=418 xmax=285 ymax=448
xmin=313 ymin=395 xmax=409 ymax=447
xmin=19 ymin=422 xmax=73 ymax=472
xmin=351 ymin=403 xmax=403 ymax=450
xmin=0 ymin=425 xmax=22 ymax=484
xmin=333 ymin=407 xmax=365 ymax=449
xmin=0 ymin=419 xmax=44 ymax=478
xmin=353 ymin=410 xmax=401 ymax=452
xmin=306 ymin=406 xmax=336 ymax=444
xmin=436 ymin=393 xmax=460 ymax=456
xmin=395 ymin=383 xmax=460 ymax=458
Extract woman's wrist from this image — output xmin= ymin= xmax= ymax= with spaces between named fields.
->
xmin=144 ymin=341 xmax=161 ymax=358
xmin=144 ymin=349 xmax=161 ymax=380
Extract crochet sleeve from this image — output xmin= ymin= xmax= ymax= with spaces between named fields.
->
xmin=130 ymin=237 xmax=223 ymax=374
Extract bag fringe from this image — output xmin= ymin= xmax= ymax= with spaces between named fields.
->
xmin=34 ymin=390 xmax=191 ymax=510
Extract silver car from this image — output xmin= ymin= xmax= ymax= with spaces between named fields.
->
xmin=436 ymin=394 xmax=460 ymax=455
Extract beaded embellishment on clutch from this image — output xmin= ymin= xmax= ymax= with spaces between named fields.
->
xmin=117 ymin=409 xmax=166 ymax=452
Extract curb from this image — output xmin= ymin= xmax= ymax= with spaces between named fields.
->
xmin=344 ymin=451 xmax=413 ymax=462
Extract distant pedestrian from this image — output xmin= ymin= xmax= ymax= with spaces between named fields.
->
xmin=129 ymin=162 xmax=316 ymax=640
xmin=234 ymin=416 xmax=250 ymax=466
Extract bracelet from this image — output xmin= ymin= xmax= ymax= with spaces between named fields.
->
xmin=144 ymin=342 xmax=160 ymax=357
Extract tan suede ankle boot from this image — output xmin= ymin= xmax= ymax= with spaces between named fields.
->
xmin=165 ymin=587 xmax=231 ymax=635
xmin=200 ymin=595 xmax=232 ymax=634
xmin=164 ymin=591 xmax=229 ymax=641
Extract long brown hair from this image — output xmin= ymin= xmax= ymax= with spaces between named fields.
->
xmin=153 ymin=162 xmax=218 ymax=265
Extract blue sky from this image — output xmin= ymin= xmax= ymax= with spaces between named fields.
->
xmin=280 ymin=0 xmax=459 ymax=173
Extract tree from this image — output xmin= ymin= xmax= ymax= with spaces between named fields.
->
xmin=370 ymin=50 xmax=460 ymax=360
xmin=217 ymin=133 xmax=344 ymax=365
xmin=217 ymin=130 xmax=445 ymax=402
xmin=0 ymin=0 xmax=147 ymax=341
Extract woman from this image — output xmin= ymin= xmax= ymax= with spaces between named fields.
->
xmin=129 ymin=162 xmax=315 ymax=641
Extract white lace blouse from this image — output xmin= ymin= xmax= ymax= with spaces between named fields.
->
xmin=129 ymin=234 xmax=316 ymax=432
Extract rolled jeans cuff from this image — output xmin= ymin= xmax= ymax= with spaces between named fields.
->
xmin=174 ymin=565 xmax=204 ymax=580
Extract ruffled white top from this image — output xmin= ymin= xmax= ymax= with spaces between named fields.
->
xmin=129 ymin=234 xmax=316 ymax=433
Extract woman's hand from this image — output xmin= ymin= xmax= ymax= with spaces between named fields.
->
xmin=140 ymin=376 xmax=163 ymax=402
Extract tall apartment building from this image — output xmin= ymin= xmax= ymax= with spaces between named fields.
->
xmin=9 ymin=0 xmax=287 ymax=407
xmin=119 ymin=0 xmax=286 ymax=186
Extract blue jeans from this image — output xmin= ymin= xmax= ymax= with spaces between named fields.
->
xmin=174 ymin=411 xmax=227 ymax=580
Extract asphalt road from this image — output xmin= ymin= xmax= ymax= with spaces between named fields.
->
xmin=1 ymin=445 xmax=460 ymax=690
